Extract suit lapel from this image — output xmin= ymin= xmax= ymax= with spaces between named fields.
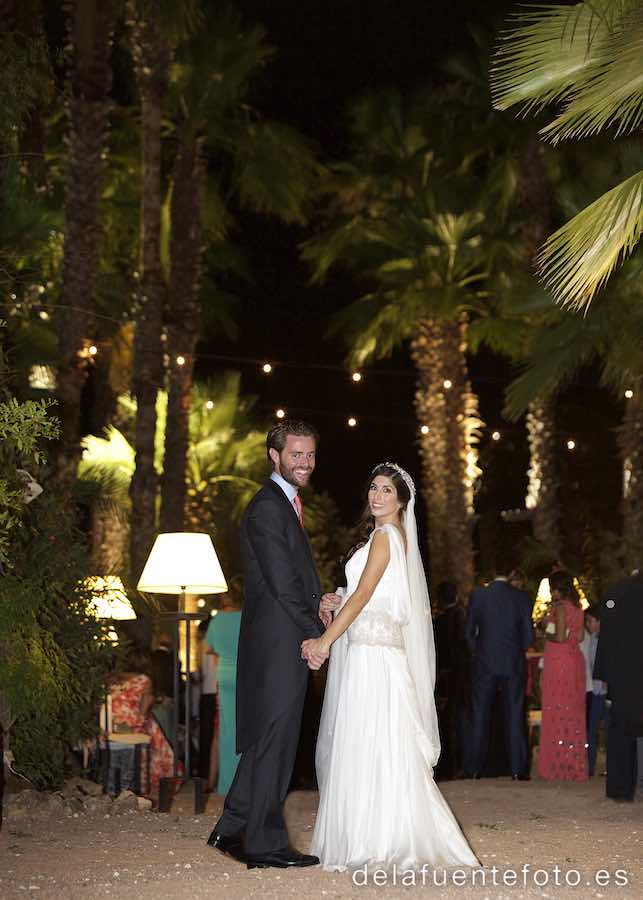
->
xmin=264 ymin=479 xmax=319 ymax=574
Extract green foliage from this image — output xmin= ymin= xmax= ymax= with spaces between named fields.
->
xmin=491 ymin=0 xmax=643 ymax=310
xmin=0 ymin=330 xmax=59 ymax=568
xmin=0 ymin=23 xmax=52 ymax=146
xmin=0 ymin=493 xmax=117 ymax=788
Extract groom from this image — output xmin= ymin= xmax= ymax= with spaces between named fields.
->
xmin=207 ymin=419 xmax=330 ymax=868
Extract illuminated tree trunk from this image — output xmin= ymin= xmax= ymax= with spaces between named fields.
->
xmin=410 ymin=315 xmax=481 ymax=596
xmin=525 ymin=397 xmax=562 ymax=558
xmin=159 ymin=138 xmax=203 ymax=532
xmin=55 ymin=0 xmax=116 ymax=487
xmin=128 ymin=5 xmax=169 ymax=579
xmin=619 ymin=379 xmax=643 ymax=570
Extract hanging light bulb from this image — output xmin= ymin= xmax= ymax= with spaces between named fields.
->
xmin=443 ymin=379 xmax=452 ymax=390
xmin=351 ymin=372 xmax=362 ymax=383
xmin=176 ymin=355 xmax=186 ymax=366
xmin=566 ymin=439 xmax=576 ymax=451
xmin=205 ymin=400 xmax=214 ymax=411
xmin=625 ymin=389 xmax=634 ymax=399
xmin=491 ymin=430 xmax=501 ymax=442
xmin=197 ymin=598 xmax=206 ymax=608
xmin=88 ymin=345 xmax=98 ymax=356
xmin=347 ymin=417 xmax=357 ymax=428
xmin=420 ymin=425 xmax=429 ymax=435
xmin=275 ymin=408 xmax=286 ymax=419
xmin=262 ymin=363 xmax=273 ymax=374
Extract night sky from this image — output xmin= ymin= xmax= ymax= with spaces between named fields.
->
xmin=195 ymin=0 xmax=622 ymax=561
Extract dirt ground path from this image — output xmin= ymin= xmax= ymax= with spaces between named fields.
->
xmin=1 ymin=777 xmax=641 ymax=899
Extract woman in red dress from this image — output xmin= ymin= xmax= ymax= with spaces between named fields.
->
xmin=538 ymin=571 xmax=588 ymax=781
xmin=110 ymin=650 xmax=175 ymax=799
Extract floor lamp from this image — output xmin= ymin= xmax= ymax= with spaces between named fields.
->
xmin=137 ymin=532 xmax=228 ymax=812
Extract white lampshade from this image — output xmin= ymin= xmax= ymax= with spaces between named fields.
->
xmin=137 ymin=532 xmax=228 ymax=594
xmin=85 ymin=575 xmax=136 ymax=620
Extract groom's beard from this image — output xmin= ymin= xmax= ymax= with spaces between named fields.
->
xmin=279 ymin=458 xmax=313 ymax=488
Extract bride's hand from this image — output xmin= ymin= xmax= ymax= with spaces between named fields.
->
xmin=301 ymin=638 xmax=329 ymax=670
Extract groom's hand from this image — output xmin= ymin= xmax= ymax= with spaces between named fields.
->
xmin=301 ymin=638 xmax=329 ymax=670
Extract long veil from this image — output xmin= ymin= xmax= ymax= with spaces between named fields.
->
xmin=402 ymin=492 xmax=440 ymax=766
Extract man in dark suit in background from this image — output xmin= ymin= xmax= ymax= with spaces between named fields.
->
xmin=594 ymin=568 xmax=643 ymax=802
xmin=465 ymin=551 xmax=534 ymax=780
xmin=207 ymin=420 xmax=329 ymax=868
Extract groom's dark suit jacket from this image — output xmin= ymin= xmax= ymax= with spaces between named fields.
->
xmin=235 ymin=479 xmax=324 ymax=753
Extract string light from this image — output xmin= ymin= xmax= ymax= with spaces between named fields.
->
xmin=88 ymin=345 xmax=98 ymax=356
xmin=351 ymin=372 xmax=362 ymax=383
xmin=275 ymin=408 xmax=286 ymax=419
xmin=39 ymin=310 xmax=49 ymax=320
xmin=566 ymin=439 xmax=576 ymax=451
xmin=197 ymin=598 xmax=206 ymax=608
xmin=176 ymin=355 xmax=186 ymax=366
xmin=420 ymin=425 xmax=429 ymax=435
xmin=491 ymin=430 xmax=501 ymax=441
xmin=625 ymin=389 xmax=634 ymax=399
xmin=347 ymin=417 xmax=357 ymax=428
xmin=262 ymin=363 xmax=273 ymax=374
xmin=205 ymin=400 xmax=214 ymax=410
xmin=443 ymin=379 xmax=452 ymax=390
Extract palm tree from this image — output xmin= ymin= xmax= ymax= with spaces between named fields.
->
xmin=491 ymin=0 xmax=643 ymax=311
xmin=303 ymin=89 xmax=511 ymax=594
xmin=79 ymin=373 xmax=265 ymax=577
xmin=503 ymin=260 xmax=643 ymax=572
xmin=158 ymin=6 xmax=321 ymax=533
xmin=54 ymin=0 xmax=118 ymax=487
xmin=127 ymin=0 xmax=200 ymax=579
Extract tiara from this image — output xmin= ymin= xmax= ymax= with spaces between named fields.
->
xmin=373 ymin=461 xmax=416 ymax=497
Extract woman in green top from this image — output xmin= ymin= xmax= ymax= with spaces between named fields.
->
xmin=206 ymin=591 xmax=242 ymax=794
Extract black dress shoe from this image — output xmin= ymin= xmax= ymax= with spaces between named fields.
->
xmin=512 ymin=774 xmax=530 ymax=781
xmin=246 ymin=848 xmax=320 ymax=870
xmin=207 ymin=829 xmax=246 ymax=862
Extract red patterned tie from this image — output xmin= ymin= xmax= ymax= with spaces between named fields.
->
xmin=293 ymin=494 xmax=304 ymax=527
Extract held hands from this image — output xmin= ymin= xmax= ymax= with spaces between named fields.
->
xmin=301 ymin=637 xmax=330 ymax=671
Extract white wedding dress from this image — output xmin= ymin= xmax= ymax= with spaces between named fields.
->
xmin=311 ymin=520 xmax=478 ymax=872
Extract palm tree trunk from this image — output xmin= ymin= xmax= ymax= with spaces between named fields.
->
xmin=128 ymin=8 xmax=169 ymax=580
xmin=410 ymin=316 xmax=481 ymax=596
xmin=619 ymin=379 xmax=643 ymax=569
xmin=91 ymin=502 xmax=129 ymax=573
xmin=518 ymin=139 xmax=564 ymax=558
xmin=159 ymin=138 xmax=203 ymax=533
xmin=55 ymin=0 xmax=116 ymax=487
xmin=525 ymin=397 xmax=563 ymax=558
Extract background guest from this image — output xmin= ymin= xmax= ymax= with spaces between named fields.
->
xmin=434 ymin=581 xmax=471 ymax=779
xmin=580 ymin=605 xmax=609 ymax=776
xmin=205 ymin=590 xmax=242 ymax=794
xmin=465 ymin=551 xmax=534 ymax=780
xmin=594 ymin=568 xmax=643 ymax=802
xmin=538 ymin=571 xmax=588 ymax=782
xmin=109 ymin=646 xmax=175 ymax=800
xmin=197 ymin=619 xmax=219 ymax=790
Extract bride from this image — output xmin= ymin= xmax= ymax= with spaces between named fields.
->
xmin=301 ymin=462 xmax=478 ymax=872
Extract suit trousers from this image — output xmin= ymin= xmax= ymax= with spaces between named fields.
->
xmin=471 ymin=662 xmax=527 ymax=777
xmin=586 ymin=692 xmax=609 ymax=777
xmin=606 ymin=703 xmax=638 ymax=801
xmin=215 ymin=684 xmax=307 ymax=854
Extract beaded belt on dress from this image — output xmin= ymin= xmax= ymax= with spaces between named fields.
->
xmin=348 ymin=609 xmax=405 ymax=649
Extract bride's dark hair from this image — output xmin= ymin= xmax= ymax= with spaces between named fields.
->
xmin=343 ymin=464 xmax=412 ymax=564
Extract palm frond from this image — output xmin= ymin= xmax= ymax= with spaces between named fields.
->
xmin=538 ymin=169 xmax=643 ymax=310
xmin=490 ymin=1 xmax=638 ymax=115
xmin=541 ymin=5 xmax=643 ymax=143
